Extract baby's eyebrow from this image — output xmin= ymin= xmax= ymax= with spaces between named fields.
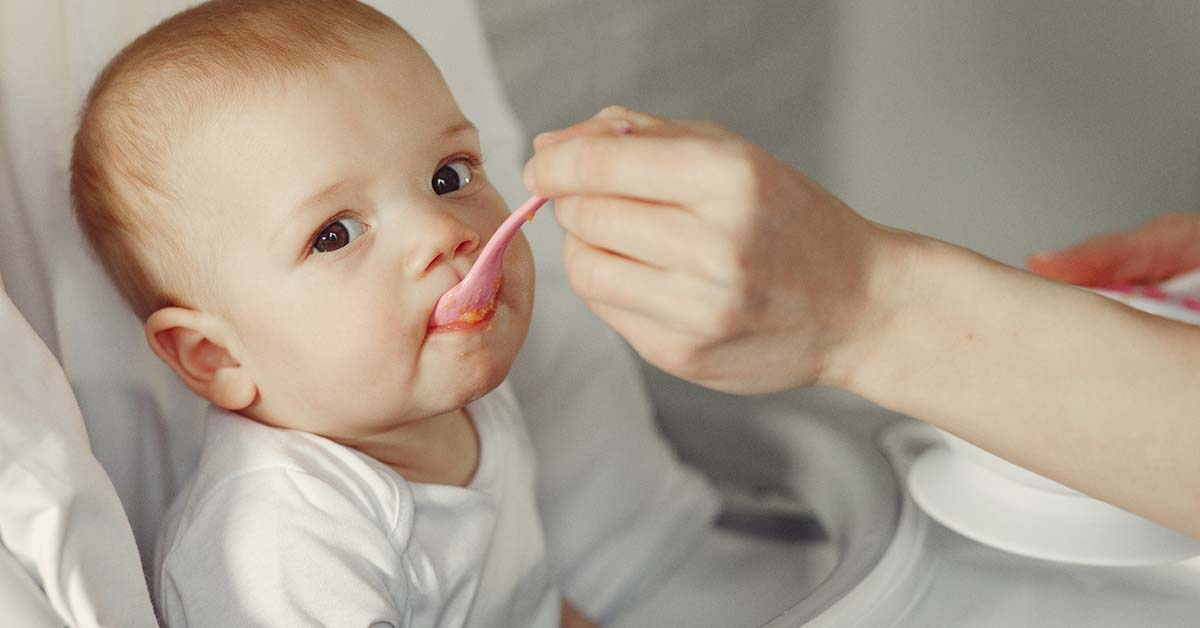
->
xmin=293 ymin=180 xmax=347 ymax=219
xmin=270 ymin=179 xmax=348 ymax=248
xmin=286 ymin=121 xmax=473 ymax=220
xmin=442 ymin=120 xmax=478 ymax=140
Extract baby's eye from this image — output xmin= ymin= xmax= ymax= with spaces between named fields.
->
xmin=432 ymin=159 xmax=473 ymax=196
xmin=312 ymin=216 xmax=366 ymax=254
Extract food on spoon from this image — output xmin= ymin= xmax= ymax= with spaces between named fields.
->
xmin=455 ymin=277 xmax=502 ymax=324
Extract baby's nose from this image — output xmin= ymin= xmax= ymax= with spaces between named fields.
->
xmin=408 ymin=218 xmax=480 ymax=277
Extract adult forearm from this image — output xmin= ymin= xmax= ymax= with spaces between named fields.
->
xmin=839 ymin=229 xmax=1200 ymax=537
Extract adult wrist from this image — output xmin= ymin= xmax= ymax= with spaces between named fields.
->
xmin=818 ymin=223 xmax=953 ymax=395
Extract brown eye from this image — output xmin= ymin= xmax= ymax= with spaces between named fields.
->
xmin=432 ymin=159 xmax=472 ymax=195
xmin=312 ymin=217 xmax=365 ymax=254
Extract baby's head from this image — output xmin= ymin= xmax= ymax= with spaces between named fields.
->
xmin=71 ymin=0 xmax=534 ymax=439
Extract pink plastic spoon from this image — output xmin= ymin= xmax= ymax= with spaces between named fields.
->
xmin=429 ymin=195 xmax=547 ymax=328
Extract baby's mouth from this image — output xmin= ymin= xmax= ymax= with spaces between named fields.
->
xmin=427 ymin=276 xmax=502 ymax=333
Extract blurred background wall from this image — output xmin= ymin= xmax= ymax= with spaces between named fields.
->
xmin=478 ymin=0 xmax=1200 ymax=435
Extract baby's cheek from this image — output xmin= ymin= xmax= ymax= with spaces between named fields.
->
xmin=347 ymin=308 xmax=425 ymax=386
xmin=507 ymin=246 xmax=536 ymax=323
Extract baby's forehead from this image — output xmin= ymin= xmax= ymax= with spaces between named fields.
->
xmin=159 ymin=44 xmax=453 ymax=241
xmin=137 ymin=24 xmax=431 ymax=145
xmin=161 ymin=35 xmax=430 ymax=156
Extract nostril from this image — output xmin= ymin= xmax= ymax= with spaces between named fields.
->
xmin=424 ymin=252 xmax=444 ymax=275
xmin=455 ymin=238 xmax=475 ymax=256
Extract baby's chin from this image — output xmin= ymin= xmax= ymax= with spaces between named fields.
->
xmin=421 ymin=303 xmax=528 ymax=396
xmin=424 ymin=350 xmax=513 ymax=410
xmin=329 ymin=376 xmax=504 ymax=438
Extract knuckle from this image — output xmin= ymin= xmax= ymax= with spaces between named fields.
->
xmin=699 ymin=246 xmax=769 ymax=336
xmin=647 ymin=343 xmax=682 ymax=374
xmin=722 ymin=144 xmax=763 ymax=200
xmin=684 ymin=348 xmax=722 ymax=383
xmin=696 ymin=119 xmax=731 ymax=137
xmin=707 ymin=288 xmax=751 ymax=339
xmin=663 ymin=342 xmax=706 ymax=379
xmin=680 ymin=135 xmax=762 ymax=201
xmin=632 ymin=334 xmax=670 ymax=370
xmin=728 ymin=243 xmax=755 ymax=275
xmin=703 ymin=305 xmax=740 ymax=340
xmin=598 ymin=104 xmax=633 ymax=119
xmin=705 ymin=236 xmax=755 ymax=284
xmin=734 ymin=279 xmax=770 ymax=329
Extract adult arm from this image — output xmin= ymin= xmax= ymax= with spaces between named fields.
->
xmin=523 ymin=107 xmax=1200 ymax=538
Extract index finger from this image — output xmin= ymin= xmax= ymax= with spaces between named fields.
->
xmin=524 ymin=131 xmax=740 ymax=208
xmin=533 ymin=105 xmax=658 ymax=149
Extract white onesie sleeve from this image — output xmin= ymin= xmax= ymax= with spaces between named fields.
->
xmin=157 ymin=467 xmax=415 ymax=628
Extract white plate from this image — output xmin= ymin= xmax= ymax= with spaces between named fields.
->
xmin=1089 ymin=267 xmax=1200 ymax=325
xmin=908 ymin=445 xmax=1200 ymax=566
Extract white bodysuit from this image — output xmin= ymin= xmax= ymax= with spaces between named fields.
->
xmin=153 ymin=382 xmax=559 ymax=628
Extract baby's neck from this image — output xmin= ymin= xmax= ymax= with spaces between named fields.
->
xmin=335 ymin=406 xmax=480 ymax=487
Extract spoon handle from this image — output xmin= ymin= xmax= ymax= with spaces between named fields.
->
xmin=461 ymin=195 xmax=546 ymax=285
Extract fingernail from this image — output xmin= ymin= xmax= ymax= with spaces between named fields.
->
xmin=522 ymin=158 xmax=536 ymax=191
xmin=533 ymin=131 xmax=555 ymax=147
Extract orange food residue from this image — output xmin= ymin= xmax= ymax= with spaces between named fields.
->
xmin=455 ymin=276 xmax=503 ymax=324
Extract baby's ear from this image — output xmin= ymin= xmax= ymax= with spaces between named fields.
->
xmin=145 ymin=307 xmax=257 ymax=410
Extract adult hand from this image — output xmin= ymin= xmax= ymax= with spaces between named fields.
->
xmin=523 ymin=106 xmax=899 ymax=394
xmin=1027 ymin=213 xmax=1200 ymax=286
xmin=525 ymin=109 xmax=1200 ymax=538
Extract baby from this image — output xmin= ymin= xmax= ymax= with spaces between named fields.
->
xmin=70 ymin=1 xmax=591 ymax=626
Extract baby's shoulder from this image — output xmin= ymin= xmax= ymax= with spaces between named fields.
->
xmin=152 ymin=413 xmax=424 ymax=627
xmin=158 ymin=409 xmax=416 ymax=560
